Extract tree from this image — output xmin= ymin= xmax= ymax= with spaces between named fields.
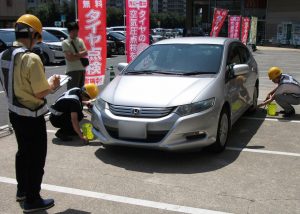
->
xmin=107 ymin=7 xmax=124 ymax=27
xmin=27 ymin=1 xmax=75 ymax=27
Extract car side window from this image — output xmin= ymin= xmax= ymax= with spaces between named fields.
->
xmin=238 ymin=46 xmax=250 ymax=63
xmin=226 ymin=43 xmax=241 ymax=81
xmin=227 ymin=44 xmax=241 ymax=66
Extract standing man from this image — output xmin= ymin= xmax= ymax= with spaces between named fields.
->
xmin=49 ymin=84 xmax=99 ymax=142
xmin=0 ymin=14 xmax=60 ymax=213
xmin=258 ymin=67 xmax=300 ymax=117
xmin=62 ymin=22 xmax=88 ymax=90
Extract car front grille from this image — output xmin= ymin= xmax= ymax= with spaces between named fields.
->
xmin=109 ymin=104 xmax=174 ymax=118
xmin=104 ymin=126 xmax=168 ymax=143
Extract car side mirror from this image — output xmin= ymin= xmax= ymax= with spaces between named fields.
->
xmin=117 ymin=63 xmax=128 ymax=72
xmin=60 ymin=37 xmax=64 ymax=41
xmin=232 ymin=64 xmax=249 ymax=76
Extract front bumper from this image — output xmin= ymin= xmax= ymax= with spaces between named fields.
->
xmin=91 ymin=105 xmax=219 ymax=151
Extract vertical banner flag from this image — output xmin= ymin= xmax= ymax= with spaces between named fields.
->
xmin=126 ymin=0 xmax=150 ymax=63
xmin=228 ymin=15 xmax=241 ymax=39
xmin=78 ymin=0 xmax=106 ymax=85
xmin=249 ymin=16 xmax=258 ymax=44
xmin=241 ymin=17 xmax=251 ymax=44
xmin=210 ymin=8 xmax=228 ymax=37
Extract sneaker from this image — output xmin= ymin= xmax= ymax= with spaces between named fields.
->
xmin=23 ymin=198 xmax=54 ymax=213
xmin=16 ymin=190 xmax=26 ymax=202
xmin=55 ymin=130 xmax=72 ymax=141
xmin=283 ymin=109 xmax=295 ymax=118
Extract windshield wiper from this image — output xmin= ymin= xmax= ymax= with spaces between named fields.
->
xmin=125 ymin=70 xmax=175 ymax=75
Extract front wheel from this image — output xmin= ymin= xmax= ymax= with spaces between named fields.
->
xmin=209 ymin=108 xmax=230 ymax=153
xmin=247 ymin=86 xmax=258 ymax=114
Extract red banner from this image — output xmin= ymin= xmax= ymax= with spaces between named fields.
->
xmin=210 ymin=8 xmax=228 ymax=37
xmin=78 ymin=0 xmax=106 ymax=85
xmin=241 ymin=17 xmax=251 ymax=44
xmin=126 ymin=0 xmax=150 ymax=63
xmin=228 ymin=15 xmax=241 ymax=39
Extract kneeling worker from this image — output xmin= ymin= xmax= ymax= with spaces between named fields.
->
xmin=49 ymin=83 xmax=99 ymax=142
xmin=258 ymin=67 xmax=300 ymax=117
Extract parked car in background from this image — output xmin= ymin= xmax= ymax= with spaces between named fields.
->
xmin=92 ymin=37 xmax=259 ymax=152
xmin=0 ymin=38 xmax=7 ymax=52
xmin=107 ymin=26 xmax=126 ymax=36
xmin=107 ymin=31 xmax=125 ymax=55
xmin=107 ymin=40 xmax=116 ymax=57
xmin=0 ymin=29 xmax=64 ymax=65
xmin=43 ymin=27 xmax=69 ymax=41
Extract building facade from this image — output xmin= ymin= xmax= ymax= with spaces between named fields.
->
xmin=0 ymin=0 xmax=26 ymax=28
xmin=186 ymin=0 xmax=300 ymax=44
xmin=107 ymin=0 xmax=186 ymax=15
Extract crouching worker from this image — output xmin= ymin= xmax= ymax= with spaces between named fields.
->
xmin=258 ymin=67 xmax=300 ymax=117
xmin=49 ymin=83 xmax=99 ymax=142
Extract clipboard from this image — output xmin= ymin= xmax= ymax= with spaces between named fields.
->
xmin=48 ymin=74 xmax=71 ymax=93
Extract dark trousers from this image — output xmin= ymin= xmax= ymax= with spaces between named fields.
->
xmin=66 ymin=70 xmax=85 ymax=90
xmin=49 ymin=114 xmax=79 ymax=135
xmin=9 ymin=112 xmax=47 ymax=202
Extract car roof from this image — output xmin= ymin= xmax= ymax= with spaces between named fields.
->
xmin=154 ymin=37 xmax=238 ymax=45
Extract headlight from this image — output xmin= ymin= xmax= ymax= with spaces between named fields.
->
xmin=95 ymin=98 xmax=106 ymax=111
xmin=175 ymin=98 xmax=215 ymax=116
xmin=48 ymin=45 xmax=62 ymax=51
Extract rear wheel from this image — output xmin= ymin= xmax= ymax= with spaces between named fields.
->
xmin=209 ymin=108 xmax=230 ymax=153
xmin=118 ymin=46 xmax=125 ymax=55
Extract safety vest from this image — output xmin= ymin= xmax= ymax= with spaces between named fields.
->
xmin=0 ymin=47 xmax=48 ymax=117
xmin=49 ymin=88 xmax=82 ymax=116
xmin=280 ymin=74 xmax=300 ymax=86
xmin=276 ymin=74 xmax=300 ymax=96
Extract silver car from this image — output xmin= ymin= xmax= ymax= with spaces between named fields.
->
xmin=0 ymin=29 xmax=64 ymax=65
xmin=92 ymin=37 xmax=259 ymax=152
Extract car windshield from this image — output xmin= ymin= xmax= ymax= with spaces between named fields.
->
xmin=125 ymin=44 xmax=223 ymax=75
xmin=110 ymin=32 xmax=125 ymax=40
xmin=0 ymin=30 xmax=60 ymax=44
xmin=42 ymin=30 xmax=60 ymax=42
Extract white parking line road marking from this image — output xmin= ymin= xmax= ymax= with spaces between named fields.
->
xmin=226 ymin=147 xmax=300 ymax=157
xmin=242 ymin=116 xmax=300 ymax=124
xmin=46 ymin=129 xmax=299 ymax=157
xmin=0 ymin=176 xmax=231 ymax=214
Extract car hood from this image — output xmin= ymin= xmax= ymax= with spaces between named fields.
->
xmin=101 ymin=75 xmax=215 ymax=107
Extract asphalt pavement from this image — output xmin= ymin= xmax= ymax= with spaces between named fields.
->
xmin=0 ymin=48 xmax=299 ymax=214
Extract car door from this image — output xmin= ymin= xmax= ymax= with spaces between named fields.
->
xmin=225 ymin=42 xmax=246 ymax=122
xmin=238 ymin=45 xmax=257 ymax=108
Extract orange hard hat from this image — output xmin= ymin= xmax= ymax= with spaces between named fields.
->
xmin=268 ymin=67 xmax=282 ymax=80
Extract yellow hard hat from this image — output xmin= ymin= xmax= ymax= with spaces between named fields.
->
xmin=82 ymin=83 xmax=99 ymax=99
xmin=16 ymin=14 xmax=43 ymax=35
xmin=268 ymin=67 xmax=282 ymax=80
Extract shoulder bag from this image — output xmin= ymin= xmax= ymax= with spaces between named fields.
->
xmin=70 ymin=41 xmax=89 ymax=67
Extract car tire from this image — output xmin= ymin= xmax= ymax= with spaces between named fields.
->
xmin=247 ymin=85 xmax=258 ymax=114
xmin=209 ymin=108 xmax=230 ymax=153
xmin=118 ymin=46 xmax=125 ymax=55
